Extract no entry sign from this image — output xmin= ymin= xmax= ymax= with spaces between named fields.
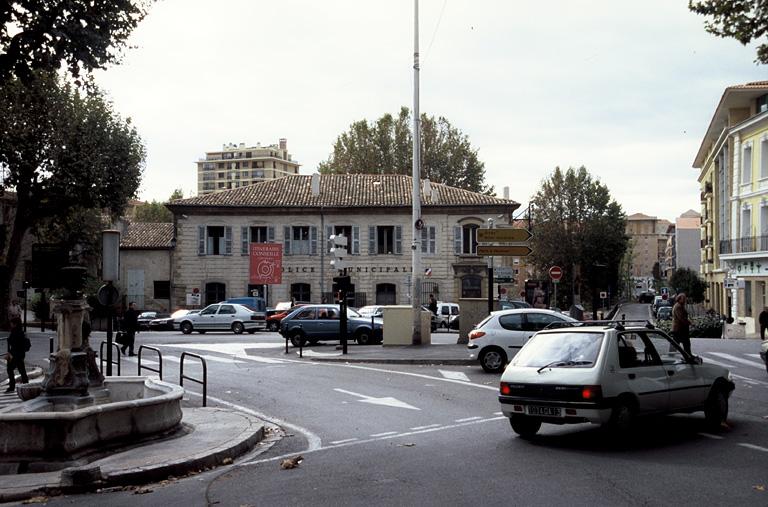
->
xmin=549 ymin=266 xmax=563 ymax=282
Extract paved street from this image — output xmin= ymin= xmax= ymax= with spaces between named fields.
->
xmin=5 ymin=304 xmax=768 ymax=506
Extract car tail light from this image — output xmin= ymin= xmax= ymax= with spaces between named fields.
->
xmin=581 ymin=385 xmax=602 ymax=401
xmin=469 ymin=330 xmax=486 ymax=340
xmin=500 ymin=382 xmax=511 ymax=395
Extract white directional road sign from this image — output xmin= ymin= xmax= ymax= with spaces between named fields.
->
xmin=334 ymin=388 xmax=420 ymax=410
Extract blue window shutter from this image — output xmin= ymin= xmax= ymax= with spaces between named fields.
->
xmin=454 ymin=226 xmax=461 ymax=254
xmin=326 ymin=225 xmax=333 ymax=253
xmin=421 ymin=227 xmax=428 ymax=254
xmin=429 ymin=226 xmax=436 ymax=254
xmin=267 ymin=226 xmax=275 ymax=242
xmin=310 ymin=226 xmax=318 ymax=255
xmin=224 ymin=226 xmax=232 ymax=255
xmin=198 ymin=226 xmax=206 ymax=256
xmin=352 ymin=226 xmax=360 ymax=255
xmin=368 ymin=226 xmax=376 ymax=255
xmin=241 ymin=226 xmax=249 ymax=255
xmin=284 ymin=226 xmax=292 ymax=255
xmin=395 ymin=226 xmax=402 ymax=255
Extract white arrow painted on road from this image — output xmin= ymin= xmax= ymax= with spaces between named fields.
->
xmin=334 ymin=388 xmax=420 ymax=410
xmin=438 ymin=369 xmax=470 ymax=382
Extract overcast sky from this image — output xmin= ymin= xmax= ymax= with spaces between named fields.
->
xmin=94 ymin=0 xmax=767 ymax=221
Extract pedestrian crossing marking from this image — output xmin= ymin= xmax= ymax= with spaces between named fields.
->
xmin=438 ymin=369 xmax=470 ymax=382
xmin=157 ymin=343 xmax=287 ymax=364
xmin=708 ymin=352 xmax=766 ymax=369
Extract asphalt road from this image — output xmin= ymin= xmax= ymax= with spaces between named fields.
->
xmin=13 ymin=306 xmax=768 ymax=506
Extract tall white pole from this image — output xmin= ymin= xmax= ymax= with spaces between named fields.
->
xmin=411 ymin=0 xmax=422 ymax=345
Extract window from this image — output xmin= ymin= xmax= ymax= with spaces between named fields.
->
xmin=326 ymin=225 xmax=360 ymax=255
xmin=421 ymin=226 xmax=436 ymax=255
xmin=742 ymin=206 xmax=752 ymax=239
xmin=762 ymin=138 xmax=768 ymax=179
xmin=758 ymin=93 xmax=768 ymax=113
xmin=252 ymin=169 xmax=264 ymax=178
xmin=242 ymin=161 xmax=249 ymax=168
xmin=153 ymin=281 xmax=170 ymax=299
xmin=524 ymin=313 xmax=565 ymax=332
xmin=241 ymin=226 xmax=275 ymax=254
xmin=217 ymin=163 xmax=224 ymax=169
xmin=284 ymin=226 xmax=317 ymax=255
xmin=368 ymin=225 xmax=402 ymax=255
xmin=376 ymin=283 xmax=397 ymax=305
xmin=217 ymin=182 xmax=225 ymax=189
xmin=204 ymin=283 xmax=226 ymax=306
xmin=461 ymin=275 xmax=482 ymax=298
xmin=198 ymin=225 xmax=232 ymax=256
xmin=219 ymin=304 xmax=236 ymax=315
xmin=743 ymin=143 xmax=753 ymax=184
xmin=291 ymin=283 xmax=311 ymax=302
xmin=454 ymin=224 xmax=479 ymax=254
xmin=498 ymin=313 xmax=524 ymax=331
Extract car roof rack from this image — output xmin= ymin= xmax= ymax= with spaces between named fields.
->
xmin=544 ymin=319 xmax=656 ymax=331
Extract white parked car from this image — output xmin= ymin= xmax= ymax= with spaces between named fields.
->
xmin=468 ymin=309 xmax=577 ymax=373
xmin=436 ymin=302 xmax=459 ymax=329
xmin=177 ymin=303 xmax=266 ymax=334
xmin=498 ymin=322 xmax=735 ymax=438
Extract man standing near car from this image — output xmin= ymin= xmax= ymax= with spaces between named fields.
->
xmin=759 ymin=307 xmax=768 ymax=340
xmin=672 ymin=293 xmax=693 ymax=354
xmin=121 ymin=302 xmax=139 ymax=356
xmin=428 ymin=294 xmax=437 ymax=315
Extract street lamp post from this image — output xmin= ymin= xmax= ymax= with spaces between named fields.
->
xmin=411 ymin=0 xmax=423 ymax=346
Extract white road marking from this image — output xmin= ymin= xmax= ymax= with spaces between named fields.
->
xmin=334 ymin=388 xmax=420 ymax=410
xmin=300 ymin=350 xmax=342 ymax=358
xmin=697 ymin=432 xmax=724 ymax=440
xmin=410 ymin=424 xmax=441 ymax=430
xmin=455 ymin=416 xmax=483 ymax=422
xmin=329 ymin=438 xmax=358 ymax=445
xmin=700 ymin=356 xmax=734 ymax=368
xmin=438 ymin=369 xmax=471 ymax=382
xmin=738 ymin=443 xmax=768 ymax=453
xmin=493 ymin=412 xmax=503 ymax=415
xmin=708 ymin=352 xmax=766 ymax=369
xmin=746 ymin=354 xmax=762 ymax=359
xmin=159 ymin=343 xmax=287 ymax=364
xmin=732 ymin=374 xmax=768 ymax=387
xmin=370 ymin=431 xmax=398 ymax=437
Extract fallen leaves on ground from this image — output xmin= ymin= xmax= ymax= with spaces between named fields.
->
xmin=753 ymin=485 xmax=765 ymax=492
xmin=134 ymin=487 xmax=154 ymax=495
xmin=21 ymin=497 xmax=48 ymax=504
xmin=398 ymin=443 xmax=416 ymax=447
xmin=280 ymin=455 xmax=303 ymax=469
xmin=222 ymin=457 xmax=233 ymax=465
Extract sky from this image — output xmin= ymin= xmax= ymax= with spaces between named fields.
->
xmin=93 ymin=0 xmax=768 ymax=222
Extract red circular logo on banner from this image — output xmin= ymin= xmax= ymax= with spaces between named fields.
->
xmin=549 ymin=266 xmax=563 ymax=281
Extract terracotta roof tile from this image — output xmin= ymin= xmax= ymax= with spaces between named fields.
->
xmin=120 ymin=222 xmax=174 ymax=249
xmin=169 ymin=174 xmax=516 ymax=209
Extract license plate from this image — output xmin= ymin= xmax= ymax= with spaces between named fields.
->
xmin=526 ymin=405 xmax=562 ymax=417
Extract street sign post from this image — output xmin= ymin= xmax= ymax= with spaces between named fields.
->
xmin=549 ymin=266 xmax=563 ymax=309
xmin=476 ymin=245 xmax=532 ymax=256
xmin=494 ymin=266 xmax=514 ymax=283
xmin=477 ymin=228 xmax=533 ymax=243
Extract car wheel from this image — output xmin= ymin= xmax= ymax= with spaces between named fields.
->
xmin=704 ymin=386 xmax=729 ymax=430
xmin=608 ymin=397 xmax=636 ymax=435
xmin=509 ymin=415 xmax=541 ymax=438
xmin=479 ymin=347 xmax=507 ymax=373
xmin=290 ymin=331 xmax=306 ymax=348
xmin=267 ymin=321 xmax=279 ymax=332
xmin=232 ymin=322 xmax=245 ymax=334
xmin=356 ymin=329 xmax=374 ymax=345
xmin=181 ymin=322 xmax=193 ymax=335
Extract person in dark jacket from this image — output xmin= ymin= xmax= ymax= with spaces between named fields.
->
xmin=5 ymin=317 xmax=28 ymax=392
xmin=759 ymin=307 xmax=768 ymax=340
xmin=122 ymin=302 xmax=140 ymax=356
xmin=428 ymin=294 xmax=438 ymax=315
xmin=671 ymin=293 xmax=693 ymax=354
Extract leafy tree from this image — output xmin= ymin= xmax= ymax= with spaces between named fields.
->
xmin=530 ymin=166 xmax=629 ymax=312
xmin=169 ymin=188 xmax=184 ymax=200
xmin=134 ymin=189 xmax=184 ymax=222
xmin=0 ymin=1 xmax=153 ymax=85
xmin=689 ymin=0 xmax=768 ymax=64
xmin=669 ymin=267 xmax=708 ymax=303
xmin=319 ymin=107 xmax=492 ymax=194
xmin=0 ymin=73 xmax=145 ymax=323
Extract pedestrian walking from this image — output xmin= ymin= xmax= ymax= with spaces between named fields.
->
xmin=760 ymin=307 xmax=768 ymax=340
xmin=5 ymin=317 xmax=29 ymax=392
xmin=671 ymin=293 xmax=693 ymax=354
xmin=121 ymin=302 xmax=139 ymax=356
xmin=428 ymin=294 xmax=438 ymax=315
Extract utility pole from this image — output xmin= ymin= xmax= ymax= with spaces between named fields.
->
xmin=411 ymin=0 xmax=422 ymax=346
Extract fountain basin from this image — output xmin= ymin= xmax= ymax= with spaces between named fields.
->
xmin=0 ymin=377 xmax=183 ymax=460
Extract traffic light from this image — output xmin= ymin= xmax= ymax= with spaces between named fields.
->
xmin=329 ymin=233 xmax=348 ymax=271
xmin=333 ymin=275 xmax=351 ymax=292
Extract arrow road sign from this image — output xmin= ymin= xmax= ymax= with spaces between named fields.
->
xmin=477 ymin=245 xmax=532 ymax=257
xmin=334 ymin=388 xmax=420 ymax=410
xmin=477 ymin=228 xmax=532 ymax=243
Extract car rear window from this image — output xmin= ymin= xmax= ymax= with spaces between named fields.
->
xmin=511 ymin=332 xmax=604 ymax=368
xmin=498 ymin=314 xmax=524 ymax=331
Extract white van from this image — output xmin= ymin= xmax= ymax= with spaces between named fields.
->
xmin=436 ymin=302 xmax=459 ymax=329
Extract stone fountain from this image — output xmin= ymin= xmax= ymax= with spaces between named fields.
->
xmin=0 ymin=266 xmax=184 ymax=470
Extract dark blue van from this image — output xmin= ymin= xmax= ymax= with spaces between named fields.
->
xmin=224 ymin=297 xmax=266 ymax=313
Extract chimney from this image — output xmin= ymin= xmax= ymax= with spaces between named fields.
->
xmin=503 ymin=186 xmax=509 ymax=200
xmin=279 ymin=138 xmax=287 ymax=151
xmin=311 ymin=173 xmax=320 ymax=197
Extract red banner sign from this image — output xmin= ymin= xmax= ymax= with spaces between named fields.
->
xmin=249 ymin=243 xmax=283 ymax=285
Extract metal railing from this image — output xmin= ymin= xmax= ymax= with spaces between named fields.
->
xmin=99 ymin=340 xmax=121 ymax=375
xmin=719 ymin=235 xmax=768 ymax=254
xmin=180 ymin=352 xmax=207 ymax=407
xmin=137 ymin=345 xmax=163 ymax=380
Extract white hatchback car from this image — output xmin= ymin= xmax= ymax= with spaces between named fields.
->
xmin=468 ymin=309 xmax=577 ymax=373
xmin=498 ymin=321 xmax=735 ymax=438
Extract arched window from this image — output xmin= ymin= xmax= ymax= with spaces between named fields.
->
xmin=205 ymin=282 xmax=226 ymax=306
xmin=461 ymin=276 xmax=482 ymax=298
xmin=291 ymin=283 xmax=311 ymax=303
xmin=376 ymin=283 xmax=397 ymax=305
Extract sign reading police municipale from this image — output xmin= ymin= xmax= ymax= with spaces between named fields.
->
xmin=250 ymin=243 xmax=283 ymax=285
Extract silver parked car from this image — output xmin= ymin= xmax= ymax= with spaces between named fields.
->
xmin=177 ymin=303 xmax=266 ymax=334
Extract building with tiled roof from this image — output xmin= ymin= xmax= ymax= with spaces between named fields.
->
xmin=118 ymin=221 xmax=175 ymax=311
xmin=166 ymin=174 xmax=520 ymax=312
xmin=120 ymin=222 xmax=175 ymax=249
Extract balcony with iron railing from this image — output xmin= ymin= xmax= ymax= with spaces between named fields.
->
xmin=719 ymin=235 xmax=768 ymax=255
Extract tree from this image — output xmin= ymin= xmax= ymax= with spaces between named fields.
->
xmin=0 ymin=1 xmax=153 ymax=85
xmin=0 ymin=73 xmax=145 ymax=323
xmin=689 ymin=0 xmax=768 ymax=64
xmin=134 ymin=190 xmax=183 ymax=223
xmin=669 ymin=267 xmax=708 ymax=303
xmin=529 ymin=167 xmax=629 ymax=312
xmin=319 ymin=107 xmax=492 ymax=194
